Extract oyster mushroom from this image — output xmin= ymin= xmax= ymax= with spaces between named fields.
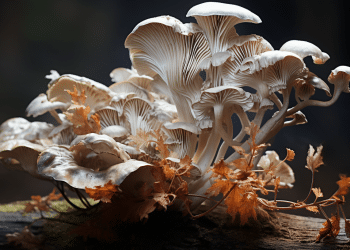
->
xmin=187 ymin=2 xmax=261 ymax=88
xmin=192 ymin=85 xmax=254 ymax=172
xmin=163 ymin=122 xmax=200 ymax=158
xmin=47 ymin=75 xmax=113 ymax=113
xmin=280 ymin=40 xmax=330 ymax=64
xmin=125 ymin=16 xmax=211 ymax=123
xmin=25 ymin=93 xmax=70 ymax=124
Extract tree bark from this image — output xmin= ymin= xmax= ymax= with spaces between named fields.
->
xmin=1 ymin=203 xmax=349 ymax=249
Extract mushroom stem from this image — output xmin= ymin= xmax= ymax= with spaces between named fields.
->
xmin=225 ymin=89 xmax=291 ymax=163
xmin=215 ymin=107 xmax=249 ymax=162
xmin=215 ymin=114 xmax=234 ymax=162
xmin=49 ymin=110 xmax=63 ymax=124
xmin=196 ymin=105 xmax=224 ymax=173
xmin=286 ymin=85 xmax=343 ymax=116
xmin=193 ymin=129 xmax=211 ymax=163
xmin=171 ymin=91 xmax=196 ymax=124
xmin=252 ymin=108 xmax=266 ymax=127
xmin=270 ymin=93 xmax=283 ymax=110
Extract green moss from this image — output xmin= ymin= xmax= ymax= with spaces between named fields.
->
xmin=0 ymin=198 xmax=98 ymax=213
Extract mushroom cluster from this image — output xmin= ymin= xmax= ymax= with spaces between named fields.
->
xmin=1 ymin=2 xmax=350 ymax=221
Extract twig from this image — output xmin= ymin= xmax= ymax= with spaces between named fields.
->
xmin=303 ymin=171 xmax=315 ymax=203
xmin=189 ymin=184 xmax=236 ymax=220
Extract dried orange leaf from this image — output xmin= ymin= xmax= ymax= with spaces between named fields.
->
xmin=334 ymin=175 xmax=350 ymax=197
xmin=285 ymin=148 xmax=295 ymax=161
xmin=316 ymin=216 xmax=340 ymax=242
xmin=211 ymin=159 xmax=235 ymax=179
xmin=345 ymin=220 xmax=350 ymax=238
xmin=306 ymin=206 xmax=319 ymax=213
xmin=231 ymin=158 xmax=250 ymax=171
xmin=316 ymin=219 xmax=332 ymax=242
xmin=65 ymin=86 xmax=101 ymax=135
xmin=312 ymin=187 xmax=323 ymax=199
xmin=85 ymin=180 xmax=120 ymax=203
xmin=23 ymin=188 xmax=62 ymax=213
xmin=305 ymin=145 xmax=324 ymax=172
xmin=66 ymin=86 xmax=86 ymax=105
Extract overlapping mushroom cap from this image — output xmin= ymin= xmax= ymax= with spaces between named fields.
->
xmin=125 ymin=15 xmax=211 ymax=123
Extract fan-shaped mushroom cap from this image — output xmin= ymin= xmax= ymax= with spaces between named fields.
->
xmin=192 ymin=86 xmax=254 ymax=122
xmin=109 ymin=81 xmax=151 ymax=101
xmin=26 ymin=93 xmax=70 ymax=118
xmin=0 ymin=139 xmax=50 ymax=181
xmin=294 ymin=71 xmax=331 ymax=100
xmin=47 ymin=75 xmax=113 ymax=113
xmin=94 ymin=107 xmax=121 ymax=129
xmin=163 ymin=122 xmax=200 ymax=158
xmin=186 ymin=2 xmax=261 ymax=54
xmin=328 ymin=66 xmax=350 ymax=93
xmin=280 ymin=40 xmax=330 ymax=64
xmin=110 ymin=67 xmax=138 ymax=83
xmin=122 ymin=98 xmax=154 ymax=135
xmin=222 ymin=35 xmax=274 ymax=75
xmin=37 ymin=143 xmax=150 ymax=189
xmin=125 ymin=16 xmax=211 ymax=123
xmin=0 ymin=118 xmax=54 ymax=143
xmin=224 ymin=51 xmax=306 ymax=108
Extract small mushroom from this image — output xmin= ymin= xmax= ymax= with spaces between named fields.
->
xmin=47 ymin=75 xmax=113 ymax=113
xmin=163 ymin=122 xmax=200 ymax=158
xmin=280 ymin=40 xmax=330 ymax=64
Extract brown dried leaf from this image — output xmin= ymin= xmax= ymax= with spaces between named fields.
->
xmin=65 ymin=86 xmax=101 ymax=135
xmin=305 ymin=145 xmax=324 ymax=172
xmin=306 ymin=206 xmax=319 ymax=213
xmin=85 ymin=180 xmax=120 ymax=203
xmin=23 ymin=188 xmax=62 ymax=213
xmin=316 ymin=216 xmax=340 ymax=242
xmin=334 ymin=175 xmax=350 ymax=197
xmin=316 ymin=219 xmax=332 ymax=242
xmin=345 ymin=220 xmax=350 ymax=238
xmin=66 ymin=85 xmax=86 ymax=105
xmin=285 ymin=148 xmax=295 ymax=161
xmin=231 ymin=158 xmax=250 ymax=171
xmin=312 ymin=187 xmax=323 ymax=199
xmin=211 ymin=159 xmax=235 ymax=179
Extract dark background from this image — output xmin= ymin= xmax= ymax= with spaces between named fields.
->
xmin=1 ymin=0 xmax=350 ymax=217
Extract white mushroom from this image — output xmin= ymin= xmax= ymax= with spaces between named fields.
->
xmin=110 ymin=67 xmax=138 ymax=83
xmin=186 ymin=2 xmax=261 ymax=88
xmin=280 ymin=40 xmax=330 ymax=64
xmin=0 ymin=139 xmax=50 ymax=181
xmin=47 ymin=75 xmax=113 ymax=113
xmin=192 ymin=85 xmax=254 ymax=172
xmin=125 ymin=16 xmax=211 ymax=123
xmin=163 ymin=122 xmax=200 ymax=158
xmin=26 ymin=93 xmax=70 ymax=124
xmin=0 ymin=118 xmax=54 ymax=143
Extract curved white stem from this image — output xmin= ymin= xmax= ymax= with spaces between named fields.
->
xmin=196 ymin=105 xmax=224 ymax=173
xmin=286 ymin=85 xmax=343 ymax=116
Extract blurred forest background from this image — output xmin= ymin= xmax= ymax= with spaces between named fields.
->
xmin=1 ymin=0 xmax=350 ymax=217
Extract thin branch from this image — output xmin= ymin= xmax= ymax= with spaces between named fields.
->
xmin=302 ymin=171 xmax=315 ymax=203
xmin=189 ymin=184 xmax=236 ymax=220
